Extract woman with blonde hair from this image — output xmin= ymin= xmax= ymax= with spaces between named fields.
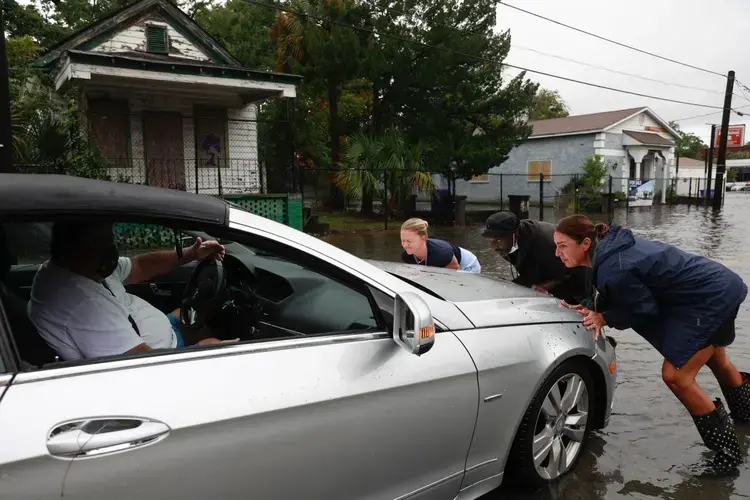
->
xmin=400 ymin=218 xmax=480 ymax=273
xmin=553 ymin=214 xmax=748 ymax=474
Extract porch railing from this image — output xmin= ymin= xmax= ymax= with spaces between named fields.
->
xmin=16 ymin=158 xmax=268 ymax=196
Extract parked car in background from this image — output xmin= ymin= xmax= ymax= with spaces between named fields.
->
xmin=0 ymin=174 xmax=617 ymax=500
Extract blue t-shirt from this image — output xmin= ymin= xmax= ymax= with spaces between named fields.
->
xmin=402 ymin=238 xmax=462 ymax=268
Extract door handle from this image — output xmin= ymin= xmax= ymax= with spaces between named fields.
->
xmin=47 ymin=418 xmax=170 ymax=458
xmin=149 ymin=283 xmax=172 ymax=296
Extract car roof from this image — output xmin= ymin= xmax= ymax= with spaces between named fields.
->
xmin=0 ymin=174 xmax=229 ymax=227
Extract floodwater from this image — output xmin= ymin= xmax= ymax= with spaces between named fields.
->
xmin=323 ymin=194 xmax=750 ymax=500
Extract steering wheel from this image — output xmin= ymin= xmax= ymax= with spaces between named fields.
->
xmin=181 ymin=258 xmax=227 ymax=329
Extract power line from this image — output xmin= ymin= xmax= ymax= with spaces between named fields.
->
xmin=249 ymin=0 xmax=725 ymax=110
xmin=498 ymin=2 xmax=727 ymax=78
xmin=671 ymin=104 xmax=750 ymax=123
xmin=513 ymin=45 xmax=726 ymax=95
xmin=734 ymin=80 xmax=750 ymax=106
xmin=358 ymin=2 xmax=729 ymax=97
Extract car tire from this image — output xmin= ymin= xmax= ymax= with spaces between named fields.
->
xmin=504 ymin=358 xmax=596 ymax=488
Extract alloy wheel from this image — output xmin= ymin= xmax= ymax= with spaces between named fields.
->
xmin=532 ymin=372 xmax=589 ymax=480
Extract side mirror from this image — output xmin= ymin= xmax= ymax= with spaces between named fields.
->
xmin=393 ymin=291 xmax=435 ymax=356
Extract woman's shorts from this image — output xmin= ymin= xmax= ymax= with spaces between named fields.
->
xmin=703 ymin=306 xmax=739 ymax=350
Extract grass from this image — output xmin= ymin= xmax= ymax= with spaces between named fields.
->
xmin=316 ymin=211 xmax=405 ymax=231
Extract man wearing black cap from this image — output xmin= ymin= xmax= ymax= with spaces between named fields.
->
xmin=482 ymin=211 xmax=588 ymax=303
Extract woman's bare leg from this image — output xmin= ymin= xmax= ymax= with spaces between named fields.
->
xmin=662 ymin=345 xmax=717 ymax=415
xmin=706 ymin=347 xmax=744 ymax=387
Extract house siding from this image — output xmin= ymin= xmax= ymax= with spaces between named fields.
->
xmin=448 ymin=134 xmax=596 ymax=203
xmin=91 ymin=13 xmax=211 ymax=61
xmin=606 ymin=112 xmax=674 ymax=141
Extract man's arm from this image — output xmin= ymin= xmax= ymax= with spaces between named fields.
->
xmin=124 ymin=237 xmax=225 ymax=285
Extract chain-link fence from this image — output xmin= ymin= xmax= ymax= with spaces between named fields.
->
xmin=293 ymin=166 xmax=741 ymax=230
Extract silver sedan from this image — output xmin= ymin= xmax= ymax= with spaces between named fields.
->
xmin=0 ymin=175 xmax=617 ymax=500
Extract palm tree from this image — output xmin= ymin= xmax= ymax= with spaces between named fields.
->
xmin=335 ymin=130 xmax=437 ymax=217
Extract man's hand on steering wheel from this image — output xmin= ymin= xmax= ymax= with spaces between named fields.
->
xmin=184 ymin=237 xmax=225 ymax=262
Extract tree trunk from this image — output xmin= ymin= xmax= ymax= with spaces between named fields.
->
xmin=327 ymin=81 xmax=345 ymax=209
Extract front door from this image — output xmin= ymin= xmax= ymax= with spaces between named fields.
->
xmin=143 ymin=111 xmax=186 ymax=191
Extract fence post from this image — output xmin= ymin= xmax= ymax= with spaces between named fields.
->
xmin=194 ymin=159 xmax=199 ymax=194
xmin=689 ymin=177 xmax=692 ymax=200
xmin=539 ymin=173 xmax=544 ymax=221
xmin=574 ymin=174 xmax=580 ymax=213
xmin=217 ymin=156 xmax=223 ymax=197
xmin=383 ymin=169 xmax=388 ymax=230
xmin=500 ymin=173 xmax=503 ymax=211
xmin=696 ymin=177 xmax=701 ymax=205
xmin=608 ymin=175 xmax=613 ymax=217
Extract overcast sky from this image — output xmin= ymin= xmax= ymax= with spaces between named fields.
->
xmin=496 ymin=0 xmax=750 ymax=143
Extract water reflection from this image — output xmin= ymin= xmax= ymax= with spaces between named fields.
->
xmin=322 ymin=193 xmax=750 ymax=499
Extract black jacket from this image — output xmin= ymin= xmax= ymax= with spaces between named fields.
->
xmin=503 ymin=219 xmax=588 ymax=304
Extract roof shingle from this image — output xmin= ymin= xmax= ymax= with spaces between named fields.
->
xmin=529 ymin=107 xmax=645 ymax=137
xmin=623 ymin=130 xmax=674 ymax=146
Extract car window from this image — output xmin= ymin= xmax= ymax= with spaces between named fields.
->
xmin=227 ymin=239 xmax=384 ymax=335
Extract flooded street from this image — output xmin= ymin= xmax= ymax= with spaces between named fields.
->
xmin=324 ymin=194 xmax=750 ymax=500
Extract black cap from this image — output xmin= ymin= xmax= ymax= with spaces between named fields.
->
xmin=481 ymin=211 xmax=520 ymax=238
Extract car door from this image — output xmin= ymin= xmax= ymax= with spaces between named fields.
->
xmin=0 ymin=237 xmax=479 ymax=500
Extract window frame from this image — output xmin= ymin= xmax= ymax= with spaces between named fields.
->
xmin=527 ymin=159 xmax=553 ymax=182
xmin=0 ymin=218 xmax=394 ymax=373
xmin=145 ymin=24 xmax=169 ymax=55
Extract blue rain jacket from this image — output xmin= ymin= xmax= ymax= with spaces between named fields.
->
xmin=593 ymin=223 xmax=747 ymax=368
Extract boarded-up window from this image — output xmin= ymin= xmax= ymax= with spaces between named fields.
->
xmin=146 ymin=25 xmax=169 ymax=54
xmin=528 ymin=160 xmax=552 ymax=181
xmin=195 ymin=106 xmax=228 ymax=168
xmin=87 ymin=98 xmax=130 ymax=167
xmin=470 ymin=174 xmax=489 ymax=183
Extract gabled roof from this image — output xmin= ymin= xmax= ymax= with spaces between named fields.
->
xmin=36 ymin=0 xmax=241 ymax=68
xmin=528 ymin=107 xmax=680 ymax=140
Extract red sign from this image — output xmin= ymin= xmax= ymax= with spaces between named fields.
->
xmin=714 ymin=124 xmax=746 ymax=148
xmin=645 ymin=125 xmax=666 ymax=133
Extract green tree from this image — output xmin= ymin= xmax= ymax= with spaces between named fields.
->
xmin=335 ymin=130 xmax=435 ymax=217
xmin=362 ymin=0 xmax=538 ymax=180
xmin=529 ymin=88 xmax=569 ymax=120
xmin=669 ymin=121 xmax=704 ymax=159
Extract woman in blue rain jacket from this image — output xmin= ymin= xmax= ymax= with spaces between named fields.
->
xmin=553 ymin=215 xmax=749 ymax=474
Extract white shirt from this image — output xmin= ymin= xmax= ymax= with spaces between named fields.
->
xmin=28 ymin=257 xmax=177 ymax=361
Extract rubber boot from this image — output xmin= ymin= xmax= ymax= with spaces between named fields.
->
xmin=720 ymin=371 xmax=750 ymax=422
xmin=691 ymin=398 xmax=742 ymax=476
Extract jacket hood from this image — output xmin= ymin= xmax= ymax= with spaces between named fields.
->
xmin=594 ymin=223 xmax=635 ymax=267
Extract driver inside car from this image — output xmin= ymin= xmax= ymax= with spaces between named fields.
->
xmin=28 ymin=221 xmax=237 ymax=361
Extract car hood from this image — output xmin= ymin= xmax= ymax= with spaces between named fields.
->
xmin=367 ymin=260 xmax=582 ymax=328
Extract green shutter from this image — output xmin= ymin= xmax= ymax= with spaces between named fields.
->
xmin=146 ymin=26 xmax=168 ymax=54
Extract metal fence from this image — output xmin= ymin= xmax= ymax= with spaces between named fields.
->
xmin=292 ymin=166 xmax=739 ymax=229
xmin=16 ymin=158 xmax=269 ymax=196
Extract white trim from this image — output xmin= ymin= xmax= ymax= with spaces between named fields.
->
xmin=56 ymin=62 xmax=297 ymax=98
xmin=593 ymin=140 xmax=605 ymax=149
xmin=528 ymin=129 xmax=603 ymax=140
xmin=594 ymin=148 xmax=628 ymax=157
xmin=603 ymin=107 xmax=680 ymax=139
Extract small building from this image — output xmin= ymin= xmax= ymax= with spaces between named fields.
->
xmin=35 ymin=0 xmax=301 ymax=194
xmin=674 ymin=157 xmax=707 ymax=197
xmin=449 ymin=107 xmax=680 ymax=205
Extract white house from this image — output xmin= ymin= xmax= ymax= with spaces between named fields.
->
xmin=450 ymin=107 xmax=680 ymax=204
xmin=35 ymin=0 xmax=301 ymax=194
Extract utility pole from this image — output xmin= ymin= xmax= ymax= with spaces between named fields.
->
xmin=713 ymin=70 xmax=735 ymax=210
xmin=0 ymin=4 xmax=14 ymax=173
xmin=706 ymin=125 xmax=716 ymax=203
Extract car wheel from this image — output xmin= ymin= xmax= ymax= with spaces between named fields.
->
xmin=505 ymin=359 xmax=595 ymax=487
